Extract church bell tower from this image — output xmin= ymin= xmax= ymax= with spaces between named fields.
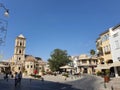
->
xmin=13 ymin=34 xmax=26 ymax=72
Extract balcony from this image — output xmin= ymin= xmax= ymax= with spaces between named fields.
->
xmin=97 ymin=52 xmax=103 ymax=57
xmin=77 ymin=62 xmax=97 ymax=67
xmin=105 ymin=51 xmax=111 ymax=54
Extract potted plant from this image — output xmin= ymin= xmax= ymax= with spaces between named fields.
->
xmin=104 ymin=69 xmax=110 ymax=83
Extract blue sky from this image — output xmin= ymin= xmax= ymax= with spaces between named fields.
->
xmin=0 ymin=0 xmax=120 ymax=61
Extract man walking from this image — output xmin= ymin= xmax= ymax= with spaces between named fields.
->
xmin=18 ymin=71 xmax=22 ymax=85
xmin=15 ymin=72 xmax=19 ymax=87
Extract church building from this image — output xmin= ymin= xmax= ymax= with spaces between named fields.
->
xmin=10 ymin=34 xmax=49 ymax=75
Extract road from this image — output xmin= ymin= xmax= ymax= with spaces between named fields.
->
xmin=0 ymin=75 xmax=106 ymax=90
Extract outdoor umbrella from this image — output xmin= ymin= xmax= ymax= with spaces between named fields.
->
xmin=60 ymin=65 xmax=73 ymax=69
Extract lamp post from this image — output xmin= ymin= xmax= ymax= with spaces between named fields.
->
xmin=0 ymin=3 xmax=9 ymax=46
xmin=0 ymin=3 xmax=9 ymax=61
xmin=0 ymin=3 xmax=9 ymax=17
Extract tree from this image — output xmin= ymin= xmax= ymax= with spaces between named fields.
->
xmin=90 ymin=49 xmax=95 ymax=56
xmin=48 ymin=49 xmax=70 ymax=72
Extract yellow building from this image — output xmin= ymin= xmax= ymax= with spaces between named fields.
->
xmin=95 ymin=30 xmax=114 ymax=75
xmin=96 ymin=30 xmax=113 ymax=65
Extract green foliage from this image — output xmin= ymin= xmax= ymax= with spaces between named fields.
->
xmin=46 ymin=71 xmax=54 ymax=75
xmin=30 ymin=74 xmax=41 ymax=78
xmin=105 ymin=69 xmax=110 ymax=76
xmin=97 ymin=71 xmax=103 ymax=76
xmin=90 ymin=49 xmax=95 ymax=56
xmin=48 ymin=49 xmax=71 ymax=72
xmin=62 ymin=73 xmax=69 ymax=77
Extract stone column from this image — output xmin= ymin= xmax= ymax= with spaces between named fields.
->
xmin=114 ymin=67 xmax=118 ymax=77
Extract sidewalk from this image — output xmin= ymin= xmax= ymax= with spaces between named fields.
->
xmin=105 ymin=77 xmax=120 ymax=90
xmin=1 ymin=73 xmax=120 ymax=90
xmin=42 ymin=74 xmax=82 ymax=83
xmin=96 ymin=76 xmax=120 ymax=90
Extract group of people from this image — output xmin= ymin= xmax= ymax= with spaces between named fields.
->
xmin=4 ymin=71 xmax=22 ymax=87
xmin=14 ymin=71 xmax=22 ymax=87
xmin=4 ymin=71 xmax=13 ymax=81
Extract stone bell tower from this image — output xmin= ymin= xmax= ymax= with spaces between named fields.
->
xmin=13 ymin=34 xmax=26 ymax=72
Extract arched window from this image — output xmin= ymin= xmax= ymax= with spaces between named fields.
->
xmin=19 ymin=50 xmax=21 ymax=54
xmin=18 ymin=67 xmax=21 ymax=70
xmin=20 ymin=42 xmax=22 ymax=46
xmin=19 ymin=57 xmax=21 ymax=60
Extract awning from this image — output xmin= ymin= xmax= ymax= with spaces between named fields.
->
xmin=95 ymin=64 xmax=111 ymax=70
xmin=60 ymin=65 xmax=73 ymax=69
xmin=111 ymin=61 xmax=120 ymax=67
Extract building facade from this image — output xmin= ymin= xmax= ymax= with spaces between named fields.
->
xmin=96 ymin=30 xmax=113 ymax=65
xmin=10 ymin=34 xmax=26 ymax=73
xmin=10 ymin=34 xmax=48 ymax=75
xmin=72 ymin=54 xmax=98 ymax=74
xmin=109 ymin=25 xmax=120 ymax=77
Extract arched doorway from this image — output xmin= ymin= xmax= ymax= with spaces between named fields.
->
xmin=110 ymin=67 xmax=115 ymax=77
xmin=83 ymin=67 xmax=88 ymax=73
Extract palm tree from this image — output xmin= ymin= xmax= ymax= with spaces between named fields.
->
xmin=90 ymin=49 xmax=96 ymax=74
xmin=90 ymin=49 xmax=95 ymax=57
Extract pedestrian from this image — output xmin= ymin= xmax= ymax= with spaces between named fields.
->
xmin=79 ymin=71 xmax=81 ymax=77
xmin=41 ymin=77 xmax=44 ymax=82
xmin=15 ymin=72 xmax=19 ymax=87
xmin=34 ymin=69 xmax=37 ymax=78
xmin=18 ymin=71 xmax=22 ymax=85
xmin=11 ymin=74 xmax=13 ymax=78
xmin=70 ymin=69 xmax=72 ymax=75
xmin=4 ymin=73 xmax=9 ymax=82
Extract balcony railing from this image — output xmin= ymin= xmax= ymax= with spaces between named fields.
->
xmin=104 ymin=51 xmax=111 ymax=54
xmin=77 ymin=62 xmax=97 ymax=66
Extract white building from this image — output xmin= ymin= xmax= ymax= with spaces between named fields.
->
xmin=71 ymin=54 xmax=98 ymax=74
xmin=109 ymin=25 xmax=120 ymax=77
xmin=71 ymin=56 xmax=79 ymax=73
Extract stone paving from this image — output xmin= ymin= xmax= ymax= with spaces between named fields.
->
xmin=0 ymin=73 xmax=120 ymax=90
xmin=35 ymin=74 xmax=120 ymax=90
xmin=104 ymin=77 xmax=120 ymax=90
xmin=88 ymin=75 xmax=120 ymax=90
xmin=42 ymin=74 xmax=82 ymax=83
xmin=0 ymin=74 xmax=81 ymax=90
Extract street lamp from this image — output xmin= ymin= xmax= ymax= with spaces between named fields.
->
xmin=0 ymin=3 xmax=9 ymax=45
xmin=0 ymin=3 xmax=9 ymax=17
